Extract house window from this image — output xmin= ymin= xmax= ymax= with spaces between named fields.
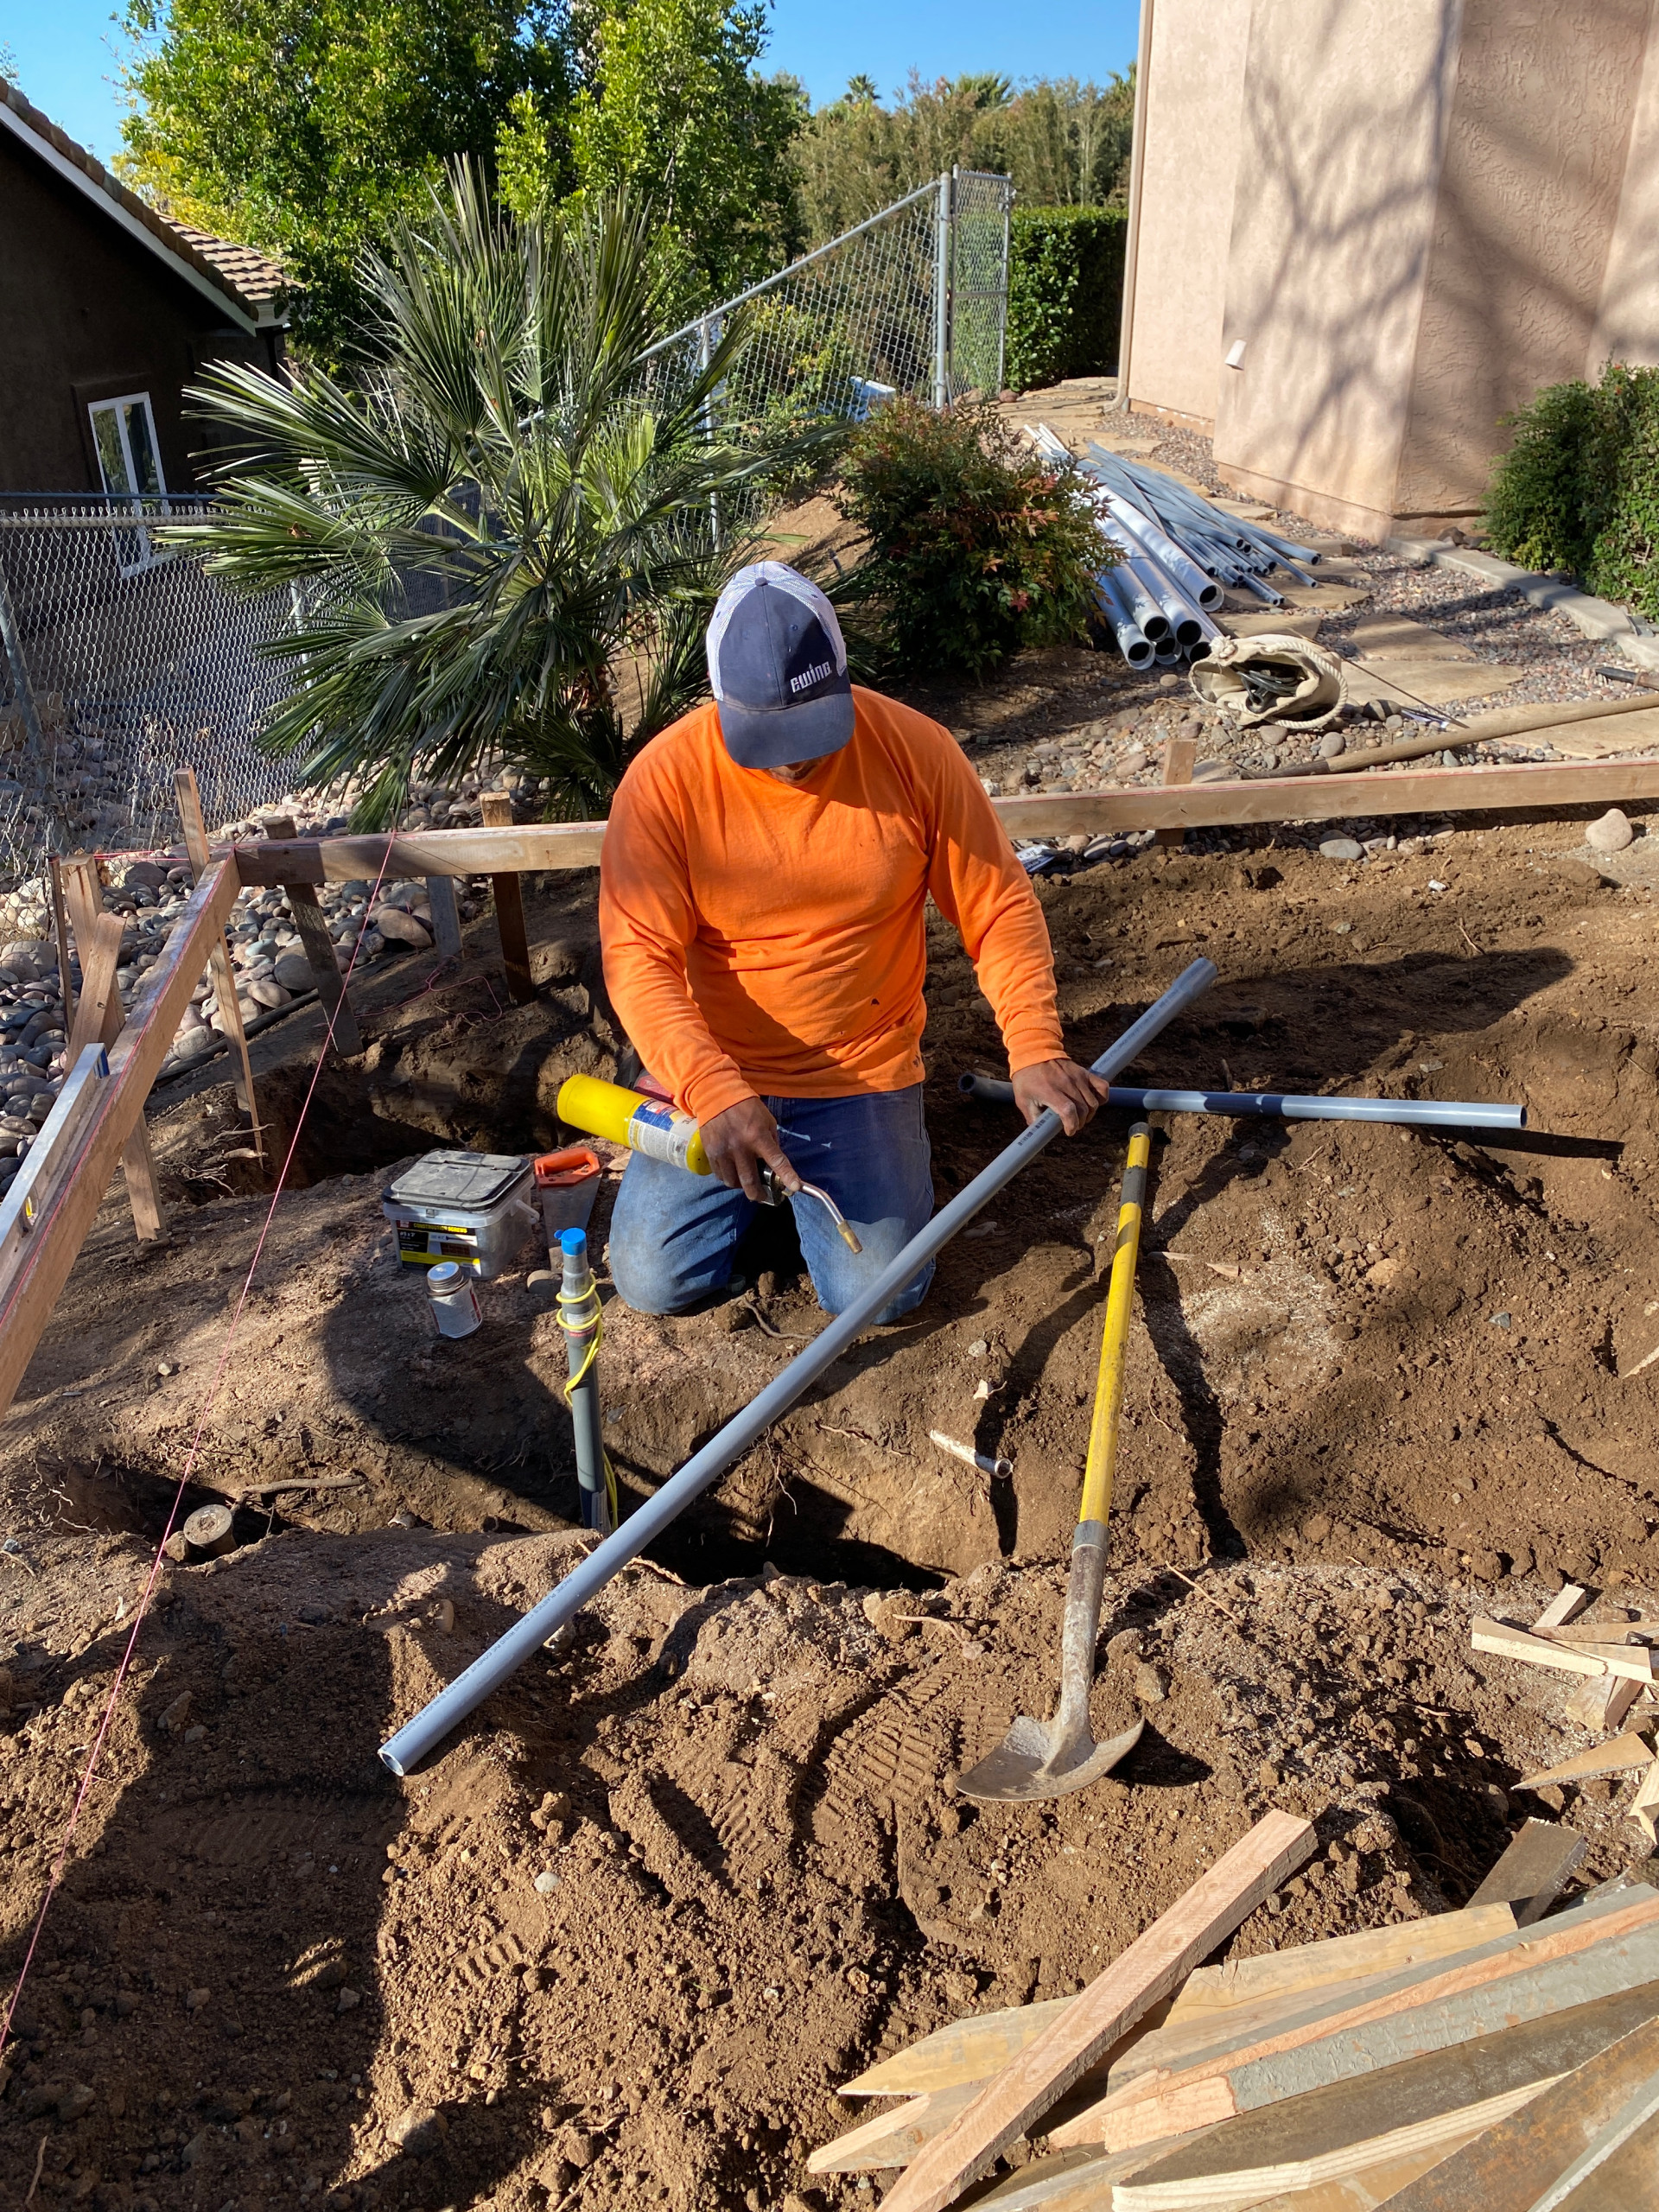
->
xmin=87 ymin=394 xmax=168 ymax=571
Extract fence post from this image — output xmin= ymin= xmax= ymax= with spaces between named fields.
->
xmin=996 ymin=177 xmax=1013 ymax=396
xmin=932 ymin=169 xmax=955 ymax=410
xmin=0 ymin=566 xmax=45 ymax=768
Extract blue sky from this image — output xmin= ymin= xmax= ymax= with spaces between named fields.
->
xmin=1 ymin=0 xmax=1140 ymax=166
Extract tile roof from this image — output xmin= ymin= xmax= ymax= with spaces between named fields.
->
xmin=0 ymin=79 xmax=289 ymax=323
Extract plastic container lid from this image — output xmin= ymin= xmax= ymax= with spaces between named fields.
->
xmin=387 ymin=1150 xmax=529 ymax=1211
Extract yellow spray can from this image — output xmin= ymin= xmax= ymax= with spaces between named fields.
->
xmin=556 ymin=1075 xmax=711 ymax=1176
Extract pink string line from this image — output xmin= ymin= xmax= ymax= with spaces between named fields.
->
xmin=0 ymin=835 xmax=399 ymax=2050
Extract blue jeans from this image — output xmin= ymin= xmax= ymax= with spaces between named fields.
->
xmin=608 ymin=1085 xmax=935 ymax=1323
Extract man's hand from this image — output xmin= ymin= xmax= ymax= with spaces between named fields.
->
xmin=700 ymin=1096 xmax=804 ymax=1202
xmin=1012 ymin=1058 xmax=1112 ymax=1135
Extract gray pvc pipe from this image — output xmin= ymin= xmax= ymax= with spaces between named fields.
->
xmin=378 ymin=959 xmax=1219 ymax=1774
xmin=957 ymin=1072 xmax=1525 ymax=1131
xmin=1095 ymin=569 xmax=1154 ymax=668
xmin=1105 ymin=495 xmax=1224 ymax=612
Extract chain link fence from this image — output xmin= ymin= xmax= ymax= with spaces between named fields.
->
xmin=0 ymin=497 xmax=298 ymax=887
xmin=640 ymin=166 xmax=1014 ymax=438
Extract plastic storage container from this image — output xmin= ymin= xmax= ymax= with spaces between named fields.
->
xmin=383 ymin=1150 xmax=536 ymax=1278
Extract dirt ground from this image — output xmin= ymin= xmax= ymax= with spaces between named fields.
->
xmin=4 ymin=446 xmax=1659 ymax=2209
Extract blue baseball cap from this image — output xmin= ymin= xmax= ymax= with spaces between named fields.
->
xmin=705 ymin=562 xmax=855 ymax=769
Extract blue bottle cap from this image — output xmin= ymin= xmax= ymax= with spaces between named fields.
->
xmin=559 ymin=1228 xmax=588 ymax=1255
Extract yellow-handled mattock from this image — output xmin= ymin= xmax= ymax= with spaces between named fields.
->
xmin=1079 ymin=1119 xmax=1152 ymax=1530
xmin=958 ymin=1121 xmax=1154 ymax=1802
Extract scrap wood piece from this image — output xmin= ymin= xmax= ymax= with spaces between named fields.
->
xmin=1471 ymin=1618 xmax=1656 ymax=1683
xmin=1517 ymin=1738 xmax=1654 ymax=1791
xmin=1114 ymin=2078 xmax=1553 ymax=2209
xmin=1521 ymin=2082 xmax=1659 ymax=2212
xmin=1629 ymin=1757 xmax=1659 ymax=1844
xmin=1563 ymin=1672 xmax=1643 ymax=1733
xmin=970 ymin=2142 xmax=1217 ymax=2209
xmin=1230 ymin=2135 xmax=1501 ymax=2211
xmin=1374 ymin=2011 xmax=1659 ymax=2211
xmin=1471 ymin=1821 xmax=1590 ymax=1927
xmin=842 ymin=1907 xmax=1518 ymax=2101
xmin=874 ymin=1809 xmax=1317 ymax=2212
xmin=808 ymin=2090 xmax=945 ymax=2173
xmin=1534 ymin=1586 xmax=1591 ymax=1632
xmin=1540 ymin=1618 xmax=1659 ymax=1646
xmin=176 ymin=766 xmax=264 ymax=1158
xmin=1049 ymin=1892 xmax=1659 ymax=2155
xmin=60 ymin=864 xmax=168 ymax=1243
xmin=1103 ymin=1981 xmax=1659 ymax=2208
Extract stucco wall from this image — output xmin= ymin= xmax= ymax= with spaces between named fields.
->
xmin=1122 ymin=0 xmax=1252 ymax=431
xmin=1394 ymin=0 xmax=1650 ymax=523
xmin=1590 ymin=3 xmax=1659 ymax=372
xmin=1210 ymin=0 xmax=1463 ymax=536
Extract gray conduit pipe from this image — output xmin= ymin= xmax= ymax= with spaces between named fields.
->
xmin=957 ymin=1071 xmax=1525 ymax=1131
xmin=378 ymin=959 xmax=1219 ymax=1775
xmin=1095 ymin=569 xmax=1154 ymax=668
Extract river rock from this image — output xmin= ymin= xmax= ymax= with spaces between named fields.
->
xmin=1318 ymin=731 xmax=1346 ymax=759
xmin=0 ymin=940 xmax=55 ymax=982
xmin=273 ymin=951 xmax=314 ymax=991
xmin=1319 ymin=837 xmax=1363 ymax=861
xmin=245 ymin=977 xmax=291 ymax=1010
xmin=1586 ymin=807 xmax=1635 ymax=854
xmin=373 ymin=906 xmax=433 ymax=950
xmin=389 ymin=2105 xmax=448 ymax=2158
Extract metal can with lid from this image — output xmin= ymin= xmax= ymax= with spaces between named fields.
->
xmin=428 ymin=1259 xmax=482 ymax=1339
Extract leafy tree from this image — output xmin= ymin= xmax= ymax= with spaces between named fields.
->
xmin=119 ymin=0 xmax=567 ymax=359
xmin=170 ymin=169 xmax=815 ymax=820
xmin=499 ymin=0 xmax=804 ymax=310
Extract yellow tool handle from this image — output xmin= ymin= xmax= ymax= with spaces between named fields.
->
xmin=1078 ymin=1122 xmax=1152 ymax=1529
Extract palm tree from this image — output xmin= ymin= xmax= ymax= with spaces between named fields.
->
xmin=171 ymin=166 xmax=810 ymax=823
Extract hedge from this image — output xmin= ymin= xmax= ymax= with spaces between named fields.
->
xmin=1486 ymin=360 xmax=1659 ymax=618
xmin=1003 ymin=204 xmax=1128 ymax=392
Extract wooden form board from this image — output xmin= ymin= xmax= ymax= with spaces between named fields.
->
xmin=0 ymin=860 xmax=239 ymax=1417
xmin=878 ymin=1811 xmax=1316 ymax=2212
xmin=219 ymin=753 xmax=1659 ymax=892
xmin=1051 ymin=1893 xmax=1659 ymax=2153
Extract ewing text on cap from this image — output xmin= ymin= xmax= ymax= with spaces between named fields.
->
xmin=705 ymin=562 xmax=855 ymax=769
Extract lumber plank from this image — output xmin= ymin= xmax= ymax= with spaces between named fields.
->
xmin=480 ymin=792 xmax=535 ymax=1003
xmin=1098 ymin=1983 xmax=1659 ymax=2202
xmin=1376 ymin=2012 xmax=1659 ymax=2211
xmin=808 ymin=2090 xmax=949 ymax=2172
xmin=1538 ymin=1620 xmax=1659 ymax=1645
xmin=1235 ymin=2132 xmax=1499 ymax=2211
xmin=1051 ymin=1899 xmax=1659 ymax=2156
xmin=876 ymin=1809 xmax=1316 ymax=2212
xmin=1471 ymin=1821 xmax=1589 ymax=1927
xmin=1516 ymin=1737 xmax=1653 ymax=1791
xmin=1628 ymin=1756 xmax=1659 ymax=1843
xmin=176 ymin=767 xmax=264 ymax=1156
xmin=1538 ymin=2102 xmax=1659 ymax=2211
xmin=47 ymin=857 xmax=76 ymax=1042
xmin=1471 ymin=1618 xmax=1656 ymax=1682
xmin=1533 ymin=1586 xmax=1591 ymax=1631
xmin=1156 ymin=735 xmax=1198 ymax=849
xmin=1114 ymin=2079 xmax=1551 ymax=2209
xmin=0 ymin=860 xmax=239 ymax=1420
xmin=60 ymin=870 xmax=168 ymax=1242
xmin=965 ymin=2140 xmax=1217 ymax=2209
xmin=845 ymin=1907 xmax=1518 ymax=2098
xmin=261 ymin=814 xmax=361 ymax=1057
xmin=1563 ymin=1673 xmax=1643 ymax=1733
xmin=991 ymin=757 xmax=1659 ymax=841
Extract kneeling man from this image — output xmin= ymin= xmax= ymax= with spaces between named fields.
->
xmin=599 ymin=562 xmax=1108 ymax=1322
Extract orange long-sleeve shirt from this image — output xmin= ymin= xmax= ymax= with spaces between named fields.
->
xmin=598 ymin=686 xmax=1065 ymax=1124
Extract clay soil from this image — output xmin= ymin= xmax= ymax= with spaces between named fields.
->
xmin=4 ymin=650 xmax=1659 ymax=2209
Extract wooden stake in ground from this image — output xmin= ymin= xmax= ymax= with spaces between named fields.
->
xmin=1469 ymin=1820 xmax=1588 ymax=1928
xmin=58 ymin=859 xmax=168 ymax=1242
xmin=1154 ymin=734 xmax=1197 ymax=849
xmin=480 ymin=791 xmax=535 ymax=1001
xmin=260 ymin=815 xmax=360 ymax=1057
xmin=175 ymin=767 xmax=264 ymax=1160
xmin=47 ymin=856 xmax=76 ymax=1042
xmin=424 ymin=874 xmax=462 ymax=959
xmin=876 ymin=1808 xmax=1315 ymax=2212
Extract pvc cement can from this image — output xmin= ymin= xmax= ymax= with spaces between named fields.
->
xmin=428 ymin=1259 xmax=482 ymax=1339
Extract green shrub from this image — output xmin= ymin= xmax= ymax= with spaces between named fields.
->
xmin=1486 ymin=360 xmax=1659 ymax=616
xmin=833 ymin=395 xmax=1108 ymax=679
xmin=1004 ymin=205 xmax=1128 ymax=392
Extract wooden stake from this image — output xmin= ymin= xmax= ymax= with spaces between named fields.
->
xmin=1470 ymin=1820 xmax=1588 ymax=1927
xmin=480 ymin=791 xmax=535 ymax=1002
xmin=1565 ymin=1673 xmax=1644 ymax=1733
xmin=58 ymin=861 xmax=168 ymax=1242
xmin=1472 ymin=1618 xmax=1656 ymax=1682
xmin=877 ymin=1809 xmax=1315 ymax=2212
xmin=1516 ymin=1736 xmax=1655 ymax=1791
xmin=1154 ymin=734 xmax=1198 ymax=849
xmin=1629 ymin=1755 xmax=1659 ymax=1844
xmin=1533 ymin=1584 xmax=1591 ymax=1631
xmin=47 ymin=857 xmax=76 ymax=1043
xmin=175 ymin=767 xmax=264 ymax=1159
xmin=425 ymin=874 xmax=462 ymax=959
xmin=260 ymin=815 xmax=360 ymax=1056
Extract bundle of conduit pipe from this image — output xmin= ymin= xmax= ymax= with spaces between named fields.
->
xmin=1028 ymin=423 xmax=1330 ymax=673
